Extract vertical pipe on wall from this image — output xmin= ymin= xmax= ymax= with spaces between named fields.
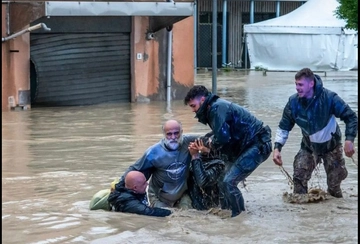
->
xmin=166 ymin=29 xmax=173 ymax=103
xmin=222 ymin=0 xmax=227 ymax=67
xmin=6 ymin=2 xmax=10 ymax=35
xmin=166 ymin=0 xmax=174 ymax=103
xmin=193 ymin=0 xmax=197 ymax=75
xmin=276 ymin=1 xmax=280 ymax=17
xmin=212 ymin=0 xmax=217 ymax=94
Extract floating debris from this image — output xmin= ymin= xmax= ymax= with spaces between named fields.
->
xmin=206 ymin=208 xmax=232 ymax=219
xmin=282 ymin=188 xmax=328 ymax=204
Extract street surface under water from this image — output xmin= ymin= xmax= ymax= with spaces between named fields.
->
xmin=2 ymin=70 xmax=358 ymax=244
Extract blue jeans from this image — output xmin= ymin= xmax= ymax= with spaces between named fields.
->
xmin=221 ymin=141 xmax=271 ymax=217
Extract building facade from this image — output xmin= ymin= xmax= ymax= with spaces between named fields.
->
xmin=2 ymin=0 xmax=304 ymax=111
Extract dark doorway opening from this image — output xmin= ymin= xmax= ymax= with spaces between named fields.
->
xmin=30 ymin=59 xmax=38 ymax=105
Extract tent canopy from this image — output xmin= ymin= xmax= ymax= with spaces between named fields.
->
xmin=242 ymin=0 xmax=358 ymax=71
xmin=244 ymin=0 xmax=357 ymax=35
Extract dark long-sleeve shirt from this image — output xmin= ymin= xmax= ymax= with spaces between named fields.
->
xmin=108 ymin=187 xmax=171 ymax=217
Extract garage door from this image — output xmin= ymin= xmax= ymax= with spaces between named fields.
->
xmin=30 ymin=32 xmax=130 ymax=106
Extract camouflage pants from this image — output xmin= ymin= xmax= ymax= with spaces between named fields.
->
xmin=293 ymin=144 xmax=348 ymax=197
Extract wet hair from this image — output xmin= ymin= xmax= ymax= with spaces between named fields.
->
xmin=199 ymin=131 xmax=213 ymax=147
xmin=295 ymin=68 xmax=314 ymax=81
xmin=184 ymin=85 xmax=209 ymax=105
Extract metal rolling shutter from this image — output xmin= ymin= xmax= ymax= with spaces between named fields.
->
xmin=30 ymin=32 xmax=130 ymax=106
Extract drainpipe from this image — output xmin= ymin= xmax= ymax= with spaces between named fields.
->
xmin=222 ymin=0 xmax=227 ymax=67
xmin=166 ymin=0 xmax=174 ymax=103
xmin=6 ymin=2 xmax=10 ymax=35
xmin=166 ymin=26 xmax=173 ymax=103
xmin=2 ymin=23 xmax=51 ymax=42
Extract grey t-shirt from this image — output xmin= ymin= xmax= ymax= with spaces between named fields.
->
xmin=120 ymin=134 xmax=198 ymax=206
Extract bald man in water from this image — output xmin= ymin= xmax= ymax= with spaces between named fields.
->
xmin=108 ymin=170 xmax=172 ymax=217
xmin=109 ymin=119 xmax=198 ymax=210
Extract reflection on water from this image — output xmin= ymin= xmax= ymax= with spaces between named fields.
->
xmin=2 ymin=71 xmax=358 ymax=244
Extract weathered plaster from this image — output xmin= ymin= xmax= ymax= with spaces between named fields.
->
xmin=172 ymin=16 xmax=194 ymax=95
xmin=133 ymin=16 xmax=160 ymax=102
xmin=2 ymin=4 xmax=31 ymax=110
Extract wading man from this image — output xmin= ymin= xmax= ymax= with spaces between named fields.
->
xmin=109 ymin=119 xmax=198 ymax=209
xmin=184 ymin=85 xmax=272 ymax=217
xmin=272 ymin=68 xmax=358 ymax=198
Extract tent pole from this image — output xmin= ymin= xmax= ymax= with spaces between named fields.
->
xmin=244 ymin=34 xmax=248 ymax=69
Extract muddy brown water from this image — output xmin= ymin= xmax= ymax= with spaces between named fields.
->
xmin=2 ymin=70 xmax=358 ymax=244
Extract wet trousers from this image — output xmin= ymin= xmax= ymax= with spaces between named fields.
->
xmin=293 ymin=144 xmax=348 ymax=197
xmin=220 ymin=140 xmax=272 ymax=217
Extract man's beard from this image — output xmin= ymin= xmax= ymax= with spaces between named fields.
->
xmin=164 ymin=136 xmax=183 ymax=150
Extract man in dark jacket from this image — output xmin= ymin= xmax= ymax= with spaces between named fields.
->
xmin=184 ymin=86 xmax=272 ymax=217
xmin=272 ymin=68 xmax=358 ymax=198
xmin=109 ymin=119 xmax=198 ymax=209
xmin=187 ymin=132 xmax=228 ymax=210
xmin=108 ymin=171 xmax=171 ymax=217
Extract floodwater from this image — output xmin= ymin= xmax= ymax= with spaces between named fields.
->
xmin=2 ymin=70 xmax=358 ymax=244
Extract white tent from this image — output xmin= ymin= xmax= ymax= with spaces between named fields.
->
xmin=243 ymin=0 xmax=358 ymax=71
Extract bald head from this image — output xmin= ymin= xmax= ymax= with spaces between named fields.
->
xmin=162 ymin=119 xmax=182 ymax=132
xmin=125 ymin=171 xmax=148 ymax=194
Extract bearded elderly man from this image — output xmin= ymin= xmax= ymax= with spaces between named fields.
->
xmin=109 ymin=119 xmax=198 ymax=209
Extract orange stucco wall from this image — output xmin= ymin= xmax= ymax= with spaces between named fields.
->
xmin=2 ymin=4 xmax=31 ymax=111
xmin=173 ymin=17 xmax=194 ymax=88
xmin=132 ymin=16 xmax=161 ymax=102
xmin=132 ymin=16 xmax=194 ymax=102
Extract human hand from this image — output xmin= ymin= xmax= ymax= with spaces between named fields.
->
xmin=344 ymin=140 xmax=355 ymax=158
xmin=188 ymin=142 xmax=199 ymax=156
xmin=194 ymin=138 xmax=210 ymax=154
xmin=272 ymin=149 xmax=283 ymax=166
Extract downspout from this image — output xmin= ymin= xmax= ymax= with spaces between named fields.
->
xmin=222 ymin=0 xmax=227 ymax=67
xmin=6 ymin=2 xmax=10 ymax=35
xmin=2 ymin=23 xmax=51 ymax=42
xmin=166 ymin=26 xmax=173 ymax=103
xmin=166 ymin=0 xmax=174 ymax=103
